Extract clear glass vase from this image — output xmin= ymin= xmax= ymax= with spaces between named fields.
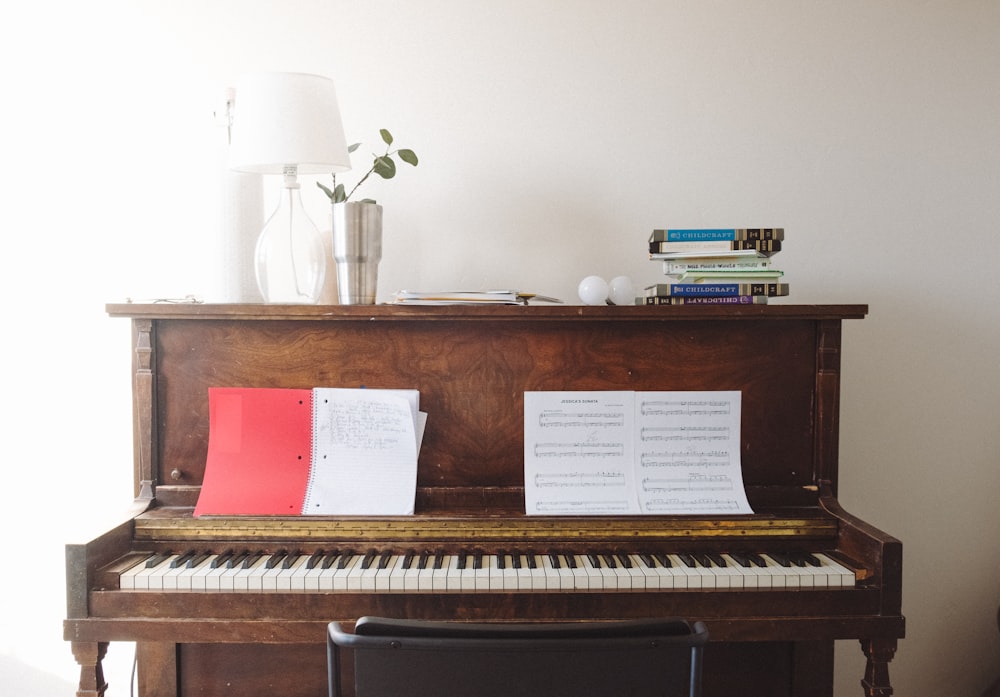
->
xmin=255 ymin=173 xmax=326 ymax=304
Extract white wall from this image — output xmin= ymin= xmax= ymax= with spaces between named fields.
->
xmin=1 ymin=1 xmax=998 ymax=695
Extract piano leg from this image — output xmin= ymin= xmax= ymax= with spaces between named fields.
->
xmin=860 ymin=638 xmax=897 ymax=697
xmin=71 ymin=641 xmax=108 ymax=697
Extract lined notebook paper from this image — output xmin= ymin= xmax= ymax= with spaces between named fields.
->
xmin=194 ymin=387 xmax=422 ymax=517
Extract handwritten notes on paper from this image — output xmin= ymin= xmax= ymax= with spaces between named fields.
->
xmin=523 ymin=391 xmax=753 ymax=516
xmin=303 ymin=388 xmax=422 ymax=515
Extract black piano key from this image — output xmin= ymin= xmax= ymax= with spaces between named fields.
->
xmin=587 ymin=553 xmax=602 ymax=568
xmin=360 ymin=550 xmax=377 ymax=570
xmin=602 ymin=554 xmax=617 ymax=569
xmin=750 ymin=553 xmax=768 ymax=567
xmin=678 ymin=553 xmax=697 ymax=568
xmin=242 ymin=552 xmax=263 ymax=569
xmin=639 ymin=553 xmax=656 ymax=568
xmin=496 ymin=551 xmax=507 ymax=570
xmin=337 ymin=553 xmax=355 ymax=570
xmin=378 ymin=550 xmax=393 ymax=569
xmin=402 ymin=551 xmax=415 ymax=569
xmin=616 ymin=553 xmax=632 ymax=568
xmin=804 ymin=553 xmax=822 ymax=567
xmin=548 ymin=553 xmax=561 ymax=569
xmin=306 ymin=550 xmax=326 ymax=569
xmin=211 ymin=550 xmax=235 ymax=568
xmin=707 ymin=552 xmax=728 ymax=567
xmin=654 ymin=553 xmax=672 ymax=568
xmin=170 ymin=550 xmax=196 ymax=568
xmin=564 ymin=554 xmax=577 ymax=569
xmin=510 ymin=552 xmax=523 ymax=569
xmin=769 ymin=552 xmax=792 ymax=567
xmin=227 ymin=551 xmax=249 ymax=569
xmin=730 ymin=552 xmax=752 ymax=568
xmin=693 ymin=553 xmax=714 ymax=567
xmin=526 ymin=553 xmax=538 ymax=569
xmin=417 ymin=551 xmax=430 ymax=570
xmin=266 ymin=550 xmax=288 ymax=569
xmin=433 ymin=551 xmax=445 ymax=570
xmin=145 ymin=552 xmax=172 ymax=569
xmin=473 ymin=551 xmax=483 ymax=570
xmin=282 ymin=552 xmax=302 ymax=569
xmin=456 ymin=553 xmax=467 ymax=570
xmin=321 ymin=552 xmax=341 ymax=570
xmin=186 ymin=552 xmax=212 ymax=569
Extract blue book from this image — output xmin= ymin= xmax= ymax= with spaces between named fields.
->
xmin=650 ymin=228 xmax=784 ymax=242
xmin=645 ymin=282 xmax=789 ymax=298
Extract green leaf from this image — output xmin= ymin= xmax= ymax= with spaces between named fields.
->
xmin=397 ymin=149 xmax=418 ymax=166
xmin=348 ymin=142 xmax=362 ymax=153
xmin=333 ymin=183 xmax=346 ymax=203
xmin=359 ymin=197 xmax=378 ymax=204
xmin=316 ymin=181 xmax=334 ymax=199
xmin=379 ymin=129 xmax=393 ymax=146
xmin=373 ymin=155 xmax=397 ymax=179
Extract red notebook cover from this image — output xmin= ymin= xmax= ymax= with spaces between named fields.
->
xmin=194 ymin=387 xmax=313 ymax=516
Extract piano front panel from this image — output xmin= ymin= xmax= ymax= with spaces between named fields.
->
xmin=152 ymin=312 xmax=823 ymax=505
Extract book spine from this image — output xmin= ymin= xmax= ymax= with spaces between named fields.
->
xmin=645 ymin=283 xmax=789 ymax=297
xmin=644 ymin=295 xmax=768 ymax=305
xmin=650 ymin=228 xmax=784 ymax=242
xmin=649 ymin=239 xmax=782 ymax=254
xmin=662 ymin=259 xmax=772 ymax=274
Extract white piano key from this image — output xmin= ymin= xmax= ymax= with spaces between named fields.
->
xmin=431 ymin=555 xmax=451 ymax=591
xmin=413 ymin=554 xmax=434 ymax=592
xmin=514 ymin=554 xmax=533 ymax=590
xmin=620 ymin=556 xmax=647 ymax=590
xmin=332 ymin=555 xmax=360 ymax=591
xmin=526 ymin=555 xmax=547 ymax=590
xmin=499 ymin=553 xmax=519 ymax=591
xmin=358 ymin=555 xmax=381 ymax=592
xmin=568 ymin=555 xmax=591 ymax=590
xmin=815 ymin=553 xmax=857 ymax=587
xmin=119 ymin=555 xmax=154 ymax=590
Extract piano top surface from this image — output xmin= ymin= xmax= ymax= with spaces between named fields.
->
xmin=107 ymin=302 xmax=868 ymax=321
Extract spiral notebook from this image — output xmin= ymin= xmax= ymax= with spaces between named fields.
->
xmin=194 ymin=387 xmax=423 ymax=517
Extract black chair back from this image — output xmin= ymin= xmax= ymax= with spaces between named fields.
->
xmin=328 ymin=617 xmax=708 ymax=697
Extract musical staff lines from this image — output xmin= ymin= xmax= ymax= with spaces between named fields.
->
xmin=524 ymin=390 xmax=753 ymax=517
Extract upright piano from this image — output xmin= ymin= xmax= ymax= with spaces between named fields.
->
xmin=64 ymin=303 xmax=904 ymax=697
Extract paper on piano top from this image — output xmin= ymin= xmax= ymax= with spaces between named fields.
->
xmin=523 ymin=390 xmax=753 ymax=516
xmin=302 ymin=387 xmax=424 ymax=515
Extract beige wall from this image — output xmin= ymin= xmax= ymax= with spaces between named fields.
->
xmin=2 ymin=1 xmax=998 ymax=695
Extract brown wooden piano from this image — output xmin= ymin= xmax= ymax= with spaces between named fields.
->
xmin=64 ymin=303 xmax=904 ymax=697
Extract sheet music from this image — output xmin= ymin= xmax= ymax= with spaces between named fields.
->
xmin=303 ymin=388 xmax=420 ymax=515
xmin=524 ymin=390 xmax=753 ymax=516
xmin=636 ymin=391 xmax=752 ymax=515
xmin=524 ymin=391 xmax=639 ymax=515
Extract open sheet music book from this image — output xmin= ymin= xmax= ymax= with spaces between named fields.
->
xmin=523 ymin=390 xmax=753 ymax=516
xmin=194 ymin=387 xmax=425 ymax=517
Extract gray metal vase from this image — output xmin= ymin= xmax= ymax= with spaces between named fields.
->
xmin=332 ymin=201 xmax=383 ymax=304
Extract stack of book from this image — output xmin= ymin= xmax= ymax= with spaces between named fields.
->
xmin=644 ymin=228 xmax=788 ymax=305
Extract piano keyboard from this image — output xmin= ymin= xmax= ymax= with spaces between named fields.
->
xmin=119 ymin=549 xmax=857 ymax=592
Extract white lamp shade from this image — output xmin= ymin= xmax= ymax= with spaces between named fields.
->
xmin=229 ymin=72 xmax=351 ymax=175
